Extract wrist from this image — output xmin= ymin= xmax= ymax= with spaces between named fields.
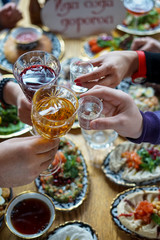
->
xmin=124 ymin=51 xmax=139 ymax=77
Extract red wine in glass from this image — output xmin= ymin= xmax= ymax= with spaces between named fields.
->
xmin=20 ymin=64 xmax=56 ymax=101
xmin=13 ymin=50 xmax=61 ymax=102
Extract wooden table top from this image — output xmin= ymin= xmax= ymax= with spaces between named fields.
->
xmin=1 ymin=1 xmax=160 ymax=240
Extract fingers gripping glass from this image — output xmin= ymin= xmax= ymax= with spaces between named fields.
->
xmin=31 ymin=84 xmax=79 ymax=176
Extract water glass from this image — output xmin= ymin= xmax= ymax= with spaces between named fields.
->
xmin=81 ymin=128 xmax=118 ymax=150
xmin=70 ymin=59 xmax=93 ymax=94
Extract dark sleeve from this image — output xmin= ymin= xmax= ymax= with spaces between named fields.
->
xmin=145 ymin=51 xmax=160 ymax=84
xmin=127 ymin=111 xmax=160 ymax=144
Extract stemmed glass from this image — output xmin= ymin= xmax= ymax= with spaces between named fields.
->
xmin=31 ymin=84 xmax=79 ymax=176
xmin=13 ymin=50 xmax=61 ymax=102
xmin=123 ymin=0 xmax=155 ymax=30
xmin=13 ymin=50 xmax=65 ymax=176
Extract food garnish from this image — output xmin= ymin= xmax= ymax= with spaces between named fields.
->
xmin=0 ymin=103 xmax=24 ymax=135
xmin=40 ymin=138 xmax=84 ymax=203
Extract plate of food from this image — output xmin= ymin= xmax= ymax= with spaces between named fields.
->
xmin=111 ymin=186 xmax=160 ymax=239
xmin=35 ymin=137 xmax=89 ymax=211
xmin=0 ymin=26 xmax=65 ymax=73
xmin=81 ymin=33 xmax=134 ymax=58
xmin=102 ymin=141 xmax=160 ymax=187
xmin=117 ymin=8 xmax=160 ymax=36
xmin=0 ymin=187 xmax=12 ymax=230
xmin=128 ymin=84 xmax=160 ymax=111
xmin=0 ymin=75 xmax=32 ymax=139
xmin=44 ymin=221 xmax=99 ymax=240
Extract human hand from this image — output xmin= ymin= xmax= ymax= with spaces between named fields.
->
xmin=16 ymin=89 xmax=32 ymax=126
xmin=3 ymin=81 xmax=32 ymax=125
xmin=74 ymin=51 xmax=138 ymax=88
xmin=0 ymin=136 xmax=60 ymax=187
xmin=80 ymin=85 xmax=143 ymax=139
xmin=0 ymin=2 xmax=23 ymax=29
xmin=131 ymin=37 xmax=160 ymax=53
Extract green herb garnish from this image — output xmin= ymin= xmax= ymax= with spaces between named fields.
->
xmin=151 ymin=213 xmax=160 ymax=225
xmin=138 ymin=148 xmax=160 ymax=172
xmin=63 ymin=154 xmax=78 ymax=178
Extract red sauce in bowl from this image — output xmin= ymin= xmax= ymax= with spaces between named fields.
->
xmin=16 ymin=31 xmax=39 ymax=43
xmin=10 ymin=198 xmax=51 ymax=235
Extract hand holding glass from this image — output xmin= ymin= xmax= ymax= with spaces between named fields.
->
xmin=31 ymin=84 xmax=79 ymax=176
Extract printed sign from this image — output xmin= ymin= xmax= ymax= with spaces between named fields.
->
xmin=41 ymin=0 xmax=126 ymax=38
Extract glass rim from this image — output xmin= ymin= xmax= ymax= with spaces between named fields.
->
xmin=78 ymin=95 xmax=103 ymax=112
xmin=70 ymin=59 xmax=93 ymax=70
xmin=13 ymin=50 xmax=61 ymax=77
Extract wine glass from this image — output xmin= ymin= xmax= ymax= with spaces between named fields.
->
xmin=123 ymin=0 xmax=155 ymax=30
xmin=31 ymin=84 xmax=79 ymax=176
xmin=13 ymin=50 xmax=61 ymax=102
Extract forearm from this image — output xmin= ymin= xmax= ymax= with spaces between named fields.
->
xmin=127 ymin=111 xmax=160 ymax=144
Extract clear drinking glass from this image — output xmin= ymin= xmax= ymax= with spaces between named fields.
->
xmin=31 ymin=84 xmax=79 ymax=176
xmin=81 ymin=128 xmax=118 ymax=150
xmin=70 ymin=59 xmax=93 ymax=94
xmin=13 ymin=50 xmax=61 ymax=102
xmin=77 ymin=96 xmax=103 ymax=130
xmin=78 ymin=95 xmax=117 ymax=150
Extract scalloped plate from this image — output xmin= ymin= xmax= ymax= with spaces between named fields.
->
xmin=111 ymin=185 xmax=160 ymax=240
xmin=0 ymin=27 xmax=65 ymax=73
xmin=81 ymin=34 xmax=133 ymax=59
xmin=117 ymin=23 xmax=160 ymax=36
xmin=102 ymin=142 xmax=160 ymax=187
xmin=44 ymin=221 xmax=99 ymax=240
xmin=35 ymin=137 xmax=89 ymax=211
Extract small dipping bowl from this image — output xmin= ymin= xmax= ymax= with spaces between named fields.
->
xmin=5 ymin=191 xmax=55 ymax=239
xmin=11 ymin=26 xmax=42 ymax=50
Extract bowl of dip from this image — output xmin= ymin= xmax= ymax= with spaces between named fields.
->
xmin=11 ymin=26 xmax=42 ymax=50
xmin=5 ymin=191 xmax=55 ymax=239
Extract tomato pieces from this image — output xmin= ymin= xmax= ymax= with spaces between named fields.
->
xmin=134 ymin=200 xmax=153 ymax=224
xmin=88 ymin=38 xmax=103 ymax=53
xmin=52 ymin=151 xmax=66 ymax=167
xmin=121 ymin=151 xmax=142 ymax=170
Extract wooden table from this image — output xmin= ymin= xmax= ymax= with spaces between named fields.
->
xmin=0 ymin=1 xmax=160 ymax=240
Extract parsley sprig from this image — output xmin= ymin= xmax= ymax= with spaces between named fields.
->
xmin=138 ymin=148 xmax=160 ymax=172
xmin=63 ymin=154 xmax=79 ymax=178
